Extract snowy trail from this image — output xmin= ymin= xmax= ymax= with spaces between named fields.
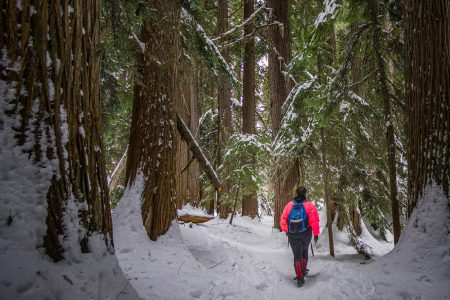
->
xmin=113 ymin=188 xmax=449 ymax=300
xmin=179 ymin=216 xmax=373 ymax=300
xmin=113 ymin=198 xmax=386 ymax=300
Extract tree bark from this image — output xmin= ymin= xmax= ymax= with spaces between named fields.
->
xmin=267 ymin=0 xmax=295 ymax=230
xmin=126 ymin=0 xmax=180 ymax=241
xmin=188 ymin=67 xmax=201 ymax=206
xmin=368 ymin=0 xmax=401 ymax=244
xmin=1 ymin=0 xmax=112 ymax=261
xmin=217 ymin=0 xmax=233 ymax=219
xmin=175 ymin=61 xmax=201 ymax=208
xmin=241 ymin=0 xmax=258 ymax=218
xmin=404 ymin=0 xmax=450 ymax=211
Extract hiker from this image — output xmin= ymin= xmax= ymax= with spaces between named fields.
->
xmin=280 ymin=186 xmax=320 ymax=287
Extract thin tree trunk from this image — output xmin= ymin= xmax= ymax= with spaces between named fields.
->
xmin=368 ymin=0 xmax=401 ymax=244
xmin=126 ymin=0 xmax=180 ymax=241
xmin=321 ymin=128 xmax=335 ymax=257
xmin=349 ymin=21 xmax=364 ymax=235
xmin=404 ymin=0 xmax=450 ymax=210
xmin=241 ymin=0 xmax=258 ymax=218
xmin=217 ymin=0 xmax=233 ymax=219
xmin=315 ymin=0 xmax=335 ymax=256
xmin=1 ymin=0 xmax=112 ymax=261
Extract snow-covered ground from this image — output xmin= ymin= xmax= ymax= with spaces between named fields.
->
xmin=113 ymin=183 xmax=450 ymax=300
xmin=0 ymin=68 xmax=139 ymax=300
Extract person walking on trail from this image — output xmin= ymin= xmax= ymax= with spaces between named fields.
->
xmin=280 ymin=186 xmax=320 ymax=287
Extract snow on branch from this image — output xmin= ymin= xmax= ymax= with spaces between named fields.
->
xmin=130 ymin=32 xmax=145 ymax=54
xmin=272 ymin=78 xmax=317 ymax=156
xmin=212 ymin=5 xmax=271 ymax=42
xmin=181 ymin=8 xmax=241 ymax=86
xmin=314 ymin=0 xmax=341 ymax=29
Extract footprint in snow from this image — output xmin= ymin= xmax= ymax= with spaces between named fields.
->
xmin=255 ymin=282 xmax=268 ymax=291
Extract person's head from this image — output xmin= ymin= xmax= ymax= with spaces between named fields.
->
xmin=296 ymin=186 xmax=307 ymax=199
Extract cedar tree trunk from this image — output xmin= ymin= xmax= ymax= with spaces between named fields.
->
xmin=126 ymin=0 xmax=180 ymax=241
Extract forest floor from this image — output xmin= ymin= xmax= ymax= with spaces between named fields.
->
xmin=113 ymin=181 xmax=450 ymax=300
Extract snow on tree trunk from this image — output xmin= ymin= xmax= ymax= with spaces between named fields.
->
xmin=405 ymin=0 xmax=450 ymax=212
xmin=241 ymin=0 xmax=258 ymax=218
xmin=217 ymin=0 xmax=233 ymax=219
xmin=126 ymin=0 xmax=180 ymax=241
xmin=374 ymin=2 xmax=450 ymax=292
xmin=1 ymin=0 xmax=111 ymax=261
xmin=0 ymin=1 xmax=138 ymax=298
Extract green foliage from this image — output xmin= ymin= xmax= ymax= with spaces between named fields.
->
xmin=101 ymin=0 xmax=142 ymax=174
xmin=98 ymin=0 xmax=407 ymax=233
xmin=110 ymin=185 xmax=125 ymax=209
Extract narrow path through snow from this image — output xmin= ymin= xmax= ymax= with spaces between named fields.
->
xmin=113 ymin=196 xmax=396 ymax=300
xmin=114 ymin=189 xmax=450 ymax=300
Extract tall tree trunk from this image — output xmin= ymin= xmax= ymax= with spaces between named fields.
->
xmin=126 ymin=0 xmax=180 ymax=241
xmin=217 ymin=0 xmax=232 ymax=218
xmin=188 ymin=65 xmax=201 ymax=206
xmin=241 ymin=0 xmax=258 ymax=218
xmin=0 ymin=0 xmax=112 ymax=261
xmin=315 ymin=0 xmax=336 ymax=256
xmin=175 ymin=69 xmax=189 ymax=208
xmin=368 ymin=0 xmax=401 ymax=244
xmin=267 ymin=0 xmax=294 ymax=230
xmin=404 ymin=0 xmax=449 ymax=210
xmin=175 ymin=61 xmax=200 ymax=208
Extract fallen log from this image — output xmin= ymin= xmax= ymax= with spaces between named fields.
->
xmin=178 ymin=214 xmax=214 ymax=224
xmin=176 ymin=113 xmax=223 ymax=193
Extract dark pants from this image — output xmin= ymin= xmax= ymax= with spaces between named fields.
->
xmin=288 ymin=227 xmax=312 ymax=262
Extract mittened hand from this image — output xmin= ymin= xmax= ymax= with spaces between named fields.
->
xmin=314 ymin=235 xmax=319 ymax=243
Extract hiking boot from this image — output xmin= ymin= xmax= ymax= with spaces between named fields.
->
xmin=296 ymin=277 xmax=305 ymax=287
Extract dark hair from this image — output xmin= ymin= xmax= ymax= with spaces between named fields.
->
xmin=296 ymin=186 xmax=307 ymax=198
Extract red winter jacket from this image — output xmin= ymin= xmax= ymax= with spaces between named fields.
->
xmin=280 ymin=199 xmax=320 ymax=236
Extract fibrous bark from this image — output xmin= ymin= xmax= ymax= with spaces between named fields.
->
xmin=175 ymin=61 xmax=201 ymax=208
xmin=0 ymin=0 xmax=112 ymax=261
xmin=241 ymin=0 xmax=258 ymax=218
xmin=404 ymin=0 xmax=450 ymax=211
xmin=126 ymin=0 xmax=180 ymax=241
xmin=217 ymin=0 xmax=233 ymax=218
xmin=267 ymin=0 xmax=295 ymax=230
